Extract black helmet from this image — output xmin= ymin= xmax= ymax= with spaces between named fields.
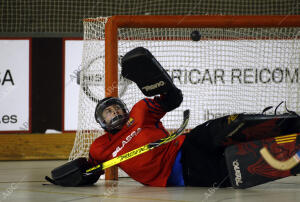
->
xmin=95 ymin=97 xmax=129 ymax=134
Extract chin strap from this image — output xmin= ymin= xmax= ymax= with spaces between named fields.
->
xmin=106 ymin=114 xmax=128 ymax=134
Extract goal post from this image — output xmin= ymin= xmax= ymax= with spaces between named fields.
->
xmin=72 ymin=15 xmax=300 ymax=181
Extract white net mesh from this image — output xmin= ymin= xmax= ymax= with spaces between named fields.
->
xmin=70 ymin=17 xmax=300 ymax=178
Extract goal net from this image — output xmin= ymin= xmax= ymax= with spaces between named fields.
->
xmin=70 ymin=15 xmax=300 ymax=179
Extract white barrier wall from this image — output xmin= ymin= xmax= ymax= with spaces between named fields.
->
xmin=0 ymin=39 xmax=31 ymax=132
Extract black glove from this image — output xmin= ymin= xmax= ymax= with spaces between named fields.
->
xmin=45 ymin=158 xmax=102 ymax=187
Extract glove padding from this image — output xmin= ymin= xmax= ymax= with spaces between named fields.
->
xmin=121 ymin=47 xmax=176 ymax=97
xmin=45 ymin=157 xmax=101 ymax=186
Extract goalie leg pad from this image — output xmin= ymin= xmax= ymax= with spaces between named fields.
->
xmin=229 ymin=113 xmax=300 ymax=142
xmin=225 ymin=133 xmax=300 ymax=188
xmin=121 ymin=47 xmax=176 ymax=96
xmin=45 ymin=158 xmax=101 ymax=187
xmin=199 ymin=112 xmax=300 ymax=150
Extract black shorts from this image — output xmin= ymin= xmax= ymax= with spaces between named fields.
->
xmin=181 ymin=118 xmax=232 ymax=187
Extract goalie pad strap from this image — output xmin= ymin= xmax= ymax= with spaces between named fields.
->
xmin=45 ymin=176 xmax=58 ymax=185
xmin=121 ymin=47 xmax=176 ymax=97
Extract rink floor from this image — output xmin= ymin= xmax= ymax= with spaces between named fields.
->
xmin=0 ymin=160 xmax=300 ymax=202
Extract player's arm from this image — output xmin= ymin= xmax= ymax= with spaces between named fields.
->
xmin=121 ymin=47 xmax=182 ymax=112
xmin=155 ymin=87 xmax=182 ymax=112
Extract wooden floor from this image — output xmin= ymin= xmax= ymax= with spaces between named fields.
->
xmin=1 ymin=160 xmax=300 ymax=202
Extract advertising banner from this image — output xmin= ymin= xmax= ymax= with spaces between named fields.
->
xmin=0 ymin=39 xmax=31 ymax=133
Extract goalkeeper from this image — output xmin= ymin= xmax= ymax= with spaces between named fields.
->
xmin=47 ymin=47 xmax=300 ymax=187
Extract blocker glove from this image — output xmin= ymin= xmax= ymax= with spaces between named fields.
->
xmin=121 ymin=47 xmax=176 ymax=97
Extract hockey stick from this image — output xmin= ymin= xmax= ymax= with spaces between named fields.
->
xmin=260 ymin=147 xmax=300 ymax=171
xmin=86 ymin=109 xmax=190 ymax=174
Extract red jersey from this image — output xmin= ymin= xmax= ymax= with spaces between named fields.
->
xmin=89 ymin=96 xmax=185 ymax=186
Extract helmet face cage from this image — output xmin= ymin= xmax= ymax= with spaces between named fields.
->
xmin=95 ymin=97 xmax=129 ymax=133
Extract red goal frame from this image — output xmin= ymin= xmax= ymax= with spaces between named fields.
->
xmin=84 ymin=15 xmax=300 ymax=180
